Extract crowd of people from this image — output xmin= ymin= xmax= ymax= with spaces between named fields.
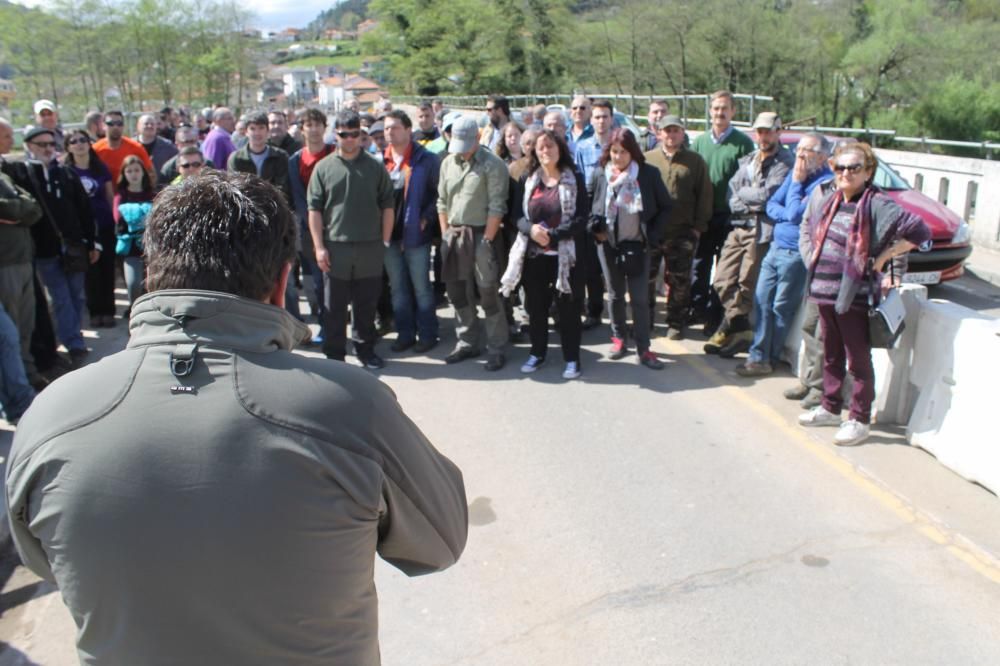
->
xmin=0 ymin=90 xmax=929 ymax=446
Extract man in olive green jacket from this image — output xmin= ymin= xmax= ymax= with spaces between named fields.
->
xmin=0 ymin=118 xmax=44 ymax=384
xmin=6 ymin=172 xmax=468 ymax=665
xmin=644 ymin=114 xmax=713 ymax=338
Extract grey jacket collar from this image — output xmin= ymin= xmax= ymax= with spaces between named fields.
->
xmin=127 ymin=289 xmax=311 ymax=352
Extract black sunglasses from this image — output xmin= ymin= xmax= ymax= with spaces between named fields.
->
xmin=832 ymin=163 xmax=865 ymax=174
xmin=337 ymin=130 xmax=361 ymax=139
xmin=67 ymin=137 xmax=90 ymax=145
xmin=105 ymin=120 xmax=124 ymax=127
xmin=179 ymin=161 xmax=203 ymax=169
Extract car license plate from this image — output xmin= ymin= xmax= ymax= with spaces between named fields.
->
xmin=903 ymin=271 xmax=941 ymax=285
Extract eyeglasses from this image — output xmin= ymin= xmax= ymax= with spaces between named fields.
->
xmin=67 ymin=137 xmax=90 ymax=145
xmin=337 ymin=130 xmax=361 ymax=139
xmin=832 ymin=163 xmax=865 ymax=174
xmin=29 ymin=141 xmax=56 ymax=148
xmin=105 ymin=120 xmax=124 ymax=127
xmin=178 ymin=162 xmax=203 ymax=169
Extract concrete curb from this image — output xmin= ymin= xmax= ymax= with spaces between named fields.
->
xmin=966 ymin=247 xmax=1000 ymax=289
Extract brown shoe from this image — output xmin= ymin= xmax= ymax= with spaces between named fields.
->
xmin=735 ymin=361 xmax=773 ymax=377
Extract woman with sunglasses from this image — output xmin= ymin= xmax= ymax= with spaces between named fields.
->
xmin=63 ymin=129 xmax=116 ymax=327
xmin=797 ymin=142 xmax=930 ymax=446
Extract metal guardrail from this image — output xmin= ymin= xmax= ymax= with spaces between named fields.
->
xmin=396 ymin=92 xmax=998 ymax=157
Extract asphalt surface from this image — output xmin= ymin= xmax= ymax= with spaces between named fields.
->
xmin=2 ymin=276 xmax=1000 ymax=664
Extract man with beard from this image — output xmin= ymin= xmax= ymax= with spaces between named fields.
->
xmin=705 ymin=112 xmax=793 ymax=358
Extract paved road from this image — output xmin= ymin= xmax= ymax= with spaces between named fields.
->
xmin=2 ymin=282 xmax=999 ymax=664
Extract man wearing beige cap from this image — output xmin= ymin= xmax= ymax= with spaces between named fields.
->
xmin=644 ymin=114 xmax=713 ymax=339
xmin=705 ymin=110 xmax=793 ymax=357
xmin=436 ymin=116 xmax=509 ymax=370
xmin=32 ymin=99 xmax=64 ymax=153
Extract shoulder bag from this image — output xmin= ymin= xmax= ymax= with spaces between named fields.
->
xmin=867 ymin=258 xmax=906 ymax=349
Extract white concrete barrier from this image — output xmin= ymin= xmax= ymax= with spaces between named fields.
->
xmin=782 ymin=285 xmax=928 ymax=426
xmin=906 ymin=300 xmax=1000 ymax=495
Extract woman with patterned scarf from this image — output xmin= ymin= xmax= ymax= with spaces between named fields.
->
xmin=798 ymin=142 xmax=930 ymax=446
xmin=502 ymin=130 xmax=588 ymax=380
xmin=589 ymin=128 xmax=672 ymax=370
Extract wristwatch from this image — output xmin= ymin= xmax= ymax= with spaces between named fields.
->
xmin=482 ymin=237 xmax=494 ymax=245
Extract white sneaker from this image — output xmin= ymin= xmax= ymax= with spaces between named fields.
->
xmin=520 ymin=355 xmax=544 ymax=374
xmin=833 ymin=420 xmax=870 ymax=446
xmin=798 ymin=405 xmax=842 ymax=427
xmin=562 ymin=361 xmax=581 ymax=380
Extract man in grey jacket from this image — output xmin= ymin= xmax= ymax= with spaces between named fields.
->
xmin=705 ymin=112 xmax=793 ymax=358
xmin=6 ymin=171 xmax=468 ymax=665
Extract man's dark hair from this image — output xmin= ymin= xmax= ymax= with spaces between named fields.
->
xmin=160 ymin=106 xmax=173 ymax=117
xmin=105 ymin=110 xmax=124 ymax=121
xmin=358 ymin=113 xmax=376 ymax=128
xmin=178 ymin=145 xmax=203 ymax=159
xmin=145 ymin=171 xmax=295 ymax=301
xmin=299 ymin=108 xmax=327 ymax=127
xmin=337 ymin=111 xmax=362 ymax=129
xmin=592 ymin=99 xmax=614 ymax=115
xmin=246 ymin=112 xmax=269 ymax=128
xmin=488 ymin=95 xmax=510 ymax=118
xmin=418 ymin=101 xmax=433 ymax=113
xmin=385 ymin=109 xmax=412 ymax=130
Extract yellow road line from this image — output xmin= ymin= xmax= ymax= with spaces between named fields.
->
xmin=658 ymin=337 xmax=1000 ymax=585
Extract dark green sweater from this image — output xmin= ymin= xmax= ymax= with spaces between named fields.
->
xmin=691 ymin=128 xmax=755 ymax=214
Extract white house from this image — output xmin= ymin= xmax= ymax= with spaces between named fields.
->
xmin=282 ymin=68 xmax=316 ymax=102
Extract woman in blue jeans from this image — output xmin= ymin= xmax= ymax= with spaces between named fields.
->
xmin=737 ymin=132 xmax=832 ymax=377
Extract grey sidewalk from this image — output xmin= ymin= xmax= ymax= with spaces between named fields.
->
xmin=966 ymin=245 xmax=1000 ymax=287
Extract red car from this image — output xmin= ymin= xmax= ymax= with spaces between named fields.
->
xmin=777 ymin=133 xmax=972 ymax=283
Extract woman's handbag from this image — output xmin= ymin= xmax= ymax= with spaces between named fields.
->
xmin=867 ymin=259 xmax=906 ymax=349
xmin=60 ymin=241 xmax=91 ymax=273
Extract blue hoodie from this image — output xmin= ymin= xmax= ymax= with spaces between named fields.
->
xmin=766 ymin=165 xmax=833 ymax=252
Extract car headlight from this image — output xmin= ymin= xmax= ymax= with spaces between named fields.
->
xmin=951 ymin=220 xmax=971 ymax=245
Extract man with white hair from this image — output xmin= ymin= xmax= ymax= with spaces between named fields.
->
xmin=201 ymin=107 xmax=237 ymax=170
xmin=135 ymin=113 xmax=178 ymax=176
xmin=542 ymin=110 xmax=568 ymax=141
xmin=31 ymin=100 xmax=64 ymax=153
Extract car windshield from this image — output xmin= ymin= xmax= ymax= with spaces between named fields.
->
xmin=872 ymin=158 xmax=910 ymax=191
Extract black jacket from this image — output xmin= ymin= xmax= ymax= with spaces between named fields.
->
xmin=589 ymin=163 xmax=672 ymax=248
xmin=3 ymin=159 xmax=96 ymax=259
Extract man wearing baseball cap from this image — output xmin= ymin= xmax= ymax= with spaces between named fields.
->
xmin=705 ymin=110 xmax=793 ymax=358
xmin=32 ymin=100 xmax=64 ymax=154
xmin=436 ymin=116 xmax=510 ymax=370
xmin=644 ymin=114 xmax=713 ymax=340
xmin=426 ymin=111 xmax=461 ymax=155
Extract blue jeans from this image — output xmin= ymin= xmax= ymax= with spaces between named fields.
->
xmin=36 ymin=257 xmax=86 ymax=352
xmin=122 ymin=256 xmax=145 ymax=306
xmin=748 ymin=246 xmax=807 ymax=364
xmin=383 ymin=241 xmax=438 ymax=343
xmin=0 ymin=303 xmax=35 ymax=420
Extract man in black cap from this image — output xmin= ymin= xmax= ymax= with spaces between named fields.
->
xmin=5 ymin=126 xmax=97 ymax=366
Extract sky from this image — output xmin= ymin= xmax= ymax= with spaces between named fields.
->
xmin=8 ymin=0 xmax=330 ymax=34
